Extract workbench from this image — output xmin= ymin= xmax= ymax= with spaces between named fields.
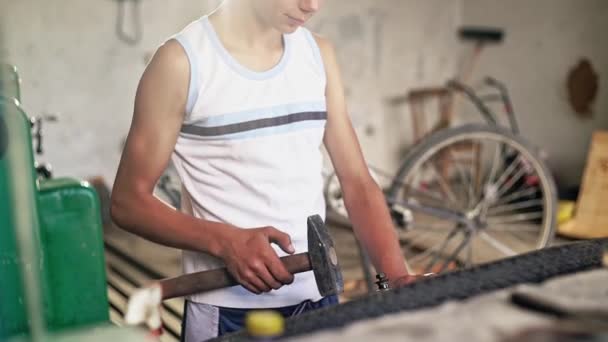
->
xmin=218 ymin=239 xmax=608 ymax=341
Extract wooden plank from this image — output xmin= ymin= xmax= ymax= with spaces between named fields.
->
xmin=104 ymin=226 xmax=182 ymax=277
xmin=105 ymin=251 xmax=185 ymax=315
xmin=559 ymin=131 xmax=608 ymax=238
xmin=107 ymin=287 xmax=128 ymax=313
xmin=109 ymin=308 xmax=124 ymax=326
xmin=107 ymin=269 xmax=182 ymax=340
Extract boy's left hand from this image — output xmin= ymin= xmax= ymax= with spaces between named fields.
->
xmin=390 ymin=273 xmax=435 ymax=288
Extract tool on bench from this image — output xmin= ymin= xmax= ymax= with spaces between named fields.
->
xmin=124 ymin=215 xmax=343 ymax=331
xmin=511 ymin=290 xmax=608 ymax=331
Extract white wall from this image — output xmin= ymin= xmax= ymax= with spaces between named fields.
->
xmin=462 ymin=0 xmax=608 ymax=188
xmin=1 ymin=0 xmax=461 ymax=187
xmin=308 ymin=0 xmax=462 ymax=181
xmin=1 ymin=0 xmax=221 ymax=183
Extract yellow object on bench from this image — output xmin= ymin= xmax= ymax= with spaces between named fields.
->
xmin=558 ymin=131 xmax=608 ymax=239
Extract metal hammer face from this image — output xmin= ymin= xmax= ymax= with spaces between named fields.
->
xmin=307 ymin=215 xmax=344 ymax=297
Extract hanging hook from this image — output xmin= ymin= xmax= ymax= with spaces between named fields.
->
xmin=116 ymin=0 xmax=142 ymax=45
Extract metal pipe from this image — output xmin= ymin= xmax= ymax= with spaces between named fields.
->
xmin=2 ymin=100 xmax=47 ymax=341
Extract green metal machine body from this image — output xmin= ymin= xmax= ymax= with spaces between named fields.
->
xmin=0 ymin=96 xmax=36 ymax=338
xmin=38 ymin=178 xmax=110 ymax=331
xmin=0 ymin=67 xmax=116 ymax=339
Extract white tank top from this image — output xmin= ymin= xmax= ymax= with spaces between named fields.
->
xmin=170 ymin=16 xmax=327 ymax=308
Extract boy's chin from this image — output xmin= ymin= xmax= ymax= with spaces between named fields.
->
xmin=278 ymin=22 xmax=301 ymax=34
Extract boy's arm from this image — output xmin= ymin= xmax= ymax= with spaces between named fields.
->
xmin=111 ymin=40 xmax=294 ymax=294
xmin=315 ymin=34 xmax=415 ymax=286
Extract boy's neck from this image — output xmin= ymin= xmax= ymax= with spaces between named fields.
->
xmin=209 ymin=1 xmax=284 ymax=51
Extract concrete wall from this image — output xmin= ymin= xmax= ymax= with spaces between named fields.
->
xmin=462 ymin=0 xmax=608 ymax=188
xmin=308 ymin=0 xmax=462 ymax=182
xmin=1 ymin=0 xmax=220 ymax=183
xmin=1 ymin=0 xmax=461 ymax=187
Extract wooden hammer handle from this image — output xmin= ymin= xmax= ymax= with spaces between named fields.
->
xmin=160 ymin=252 xmax=311 ymax=300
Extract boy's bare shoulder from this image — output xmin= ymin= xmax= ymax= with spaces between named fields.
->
xmin=309 ymin=31 xmax=335 ymax=54
xmin=150 ymin=39 xmax=190 ymax=70
xmin=308 ymin=31 xmax=338 ymax=68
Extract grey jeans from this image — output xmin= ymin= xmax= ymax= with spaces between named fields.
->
xmin=181 ymin=301 xmax=220 ymax=342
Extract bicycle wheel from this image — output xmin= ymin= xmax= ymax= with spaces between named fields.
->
xmin=387 ymin=124 xmax=557 ymax=274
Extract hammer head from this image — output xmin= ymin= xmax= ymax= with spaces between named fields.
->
xmin=308 ymin=215 xmax=344 ymax=297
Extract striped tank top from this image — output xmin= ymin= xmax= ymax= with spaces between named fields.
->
xmin=170 ymin=16 xmax=327 ymax=308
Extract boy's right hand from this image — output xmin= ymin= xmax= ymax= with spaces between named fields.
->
xmin=217 ymin=226 xmax=296 ymax=294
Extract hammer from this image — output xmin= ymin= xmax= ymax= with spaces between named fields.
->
xmin=125 ymin=215 xmax=343 ymax=328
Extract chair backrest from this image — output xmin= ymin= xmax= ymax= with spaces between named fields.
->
xmin=406 ymin=87 xmax=454 ymax=143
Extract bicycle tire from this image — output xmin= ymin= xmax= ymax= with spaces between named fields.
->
xmin=216 ymin=239 xmax=607 ymax=341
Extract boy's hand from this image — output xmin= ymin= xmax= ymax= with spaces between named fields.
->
xmin=217 ymin=226 xmax=296 ymax=294
xmin=390 ymin=273 xmax=435 ymax=288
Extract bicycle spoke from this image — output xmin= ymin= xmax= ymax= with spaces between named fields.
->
xmin=466 ymin=239 xmax=473 ymax=267
xmin=399 ymin=220 xmax=459 ymax=255
xmin=408 ymin=222 xmax=457 ymax=232
xmin=472 ymin=142 xmax=483 ymax=205
xmin=506 ymin=231 xmax=541 ymax=247
xmin=397 ymin=198 xmax=466 ymax=223
xmin=432 ymin=232 xmax=471 ymax=274
xmin=473 ymin=141 xmax=502 ymax=216
xmin=485 ymin=224 xmax=540 ymax=232
xmin=425 ymin=159 xmax=459 ymax=206
xmin=398 ymin=182 xmax=456 ymax=210
xmin=488 ymin=199 xmax=543 ymax=215
xmin=494 ymin=187 xmax=539 ymax=206
xmin=408 ymin=227 xmax=460 ymax=265
xmin=486 ymin=212 xmax=544 ymax=224
xmin=400 ymin=229 xmax=441 ymax=250
xmin=495 ymin=162 xmax=528 ymax=198
xmin=478 ymin=231 xmax=517 ymax=257
xmin=445 ymin=147 xmax=476 ymax=209
xmin=466 ymin=141 xmax=483 ymax=207
xmin=483 ymin=142 xmax=503 ymax=192
xmin=492 ymin=154 xmax=520 ymax=192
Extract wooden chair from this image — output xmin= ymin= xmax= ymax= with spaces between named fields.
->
xmin=389 ymin=86 xmax=483 ymax=201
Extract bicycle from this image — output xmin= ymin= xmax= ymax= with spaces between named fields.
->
xmin=325 ymin=27 xmax=557 ymax=286
xmin=385 ymin=78 xmax=556 ymax=275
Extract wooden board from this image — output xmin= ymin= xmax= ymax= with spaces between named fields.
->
xmin=558 ymin=131 xmax=608 ymax=238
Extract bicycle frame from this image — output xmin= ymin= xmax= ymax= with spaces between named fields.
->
xmin=447 ymin=78 xmax=520 ymax=135
xmin=385 ymin=77 xmax=524 ymax=230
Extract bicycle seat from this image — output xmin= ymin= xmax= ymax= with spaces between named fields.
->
xmin=459 ymin=27 xmax=504 ymax=43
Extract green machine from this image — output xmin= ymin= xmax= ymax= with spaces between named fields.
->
xmin=0 ymin=65 xmax=147 ymax=341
